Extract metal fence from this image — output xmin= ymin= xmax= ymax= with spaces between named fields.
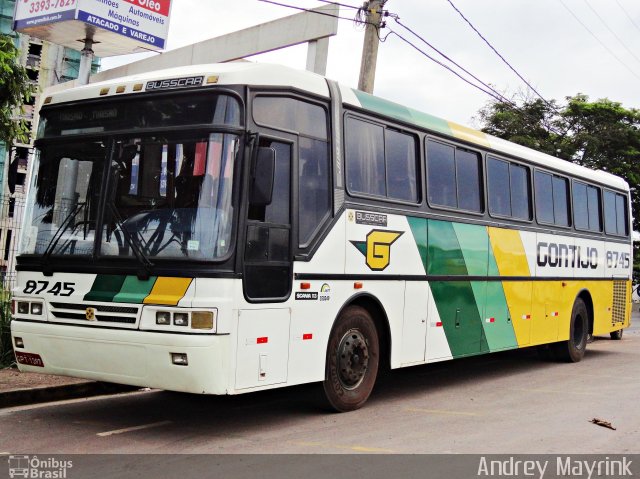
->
xmin=0 ymin=194 xmax=25 ymax=366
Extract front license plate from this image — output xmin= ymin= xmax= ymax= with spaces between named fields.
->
xmin=15 ymin=351 xmax=45 ymax=367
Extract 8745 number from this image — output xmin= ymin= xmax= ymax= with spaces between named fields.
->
xmin=23 ymin=280 xmax=75 ymax=296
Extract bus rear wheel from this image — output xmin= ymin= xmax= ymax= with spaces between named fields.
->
xmin=552 ymin=298 xmax=588 ymax=362
xmin=323 ymin=306 xmax=379 ymax=412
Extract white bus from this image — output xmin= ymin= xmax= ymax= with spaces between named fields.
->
xmin=11 ymin=63 xmax=632 ymax=411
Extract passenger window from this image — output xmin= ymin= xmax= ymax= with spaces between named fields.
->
xmin=573 ymin=181 xmax=602 ymax=232
xmin=510 ymin=164 xmax=531 ymax=220
xmin=346 ymin=117 xmax=385 ymax=197
xmin=488 ymin=158 xmax=511 ymax=216
xmin=535 ymin=171 xmax=570 ymax=226
xmin=385 ymin=129 xmax=418 ymax=202
xmin=345 ymin=117 xmax=419 ymax=202
xmin=488 ymin=157 xmax=532 ymax=220
xmin=427 ymin=141 xmax=456 ymax=208
xmin=604 ymin=190 xmax=629 ymax=236
xmin=427 ymin=140 xmax=482 ymax=212
xmin=456 ymin=149 xmax=482 ymax=212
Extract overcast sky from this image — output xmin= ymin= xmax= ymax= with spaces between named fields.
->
xmin=101 ymin=0 xmax=640 ymax=127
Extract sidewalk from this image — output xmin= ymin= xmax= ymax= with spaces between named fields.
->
xmin=0 ymin=367 xmax=136 ymax=408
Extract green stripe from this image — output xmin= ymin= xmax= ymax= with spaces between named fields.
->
xmin=113 ymin=276 xmax=158 ymax=304
xmin=452 ymin=223 xmax=488 ymax=276
xmin=407 ymin=216 xmax=427 ymax=272
xmin=84 ymin=275 xmax=127 ymax=302
xmin=483 ymin=281 xmax=518 ymax=351
xmin=409 ymin=217 xmax=517 ymax=356
xmin=423 ymin=220 xmax=487 ymax=356
xmin=430 ymin=281 xmax=489 ymax=357
xmin=352 ymin=89 xmax=452 ymax=135
xmin=427 ymin=220 xmax=467 ymax=275
xmin=452 ymin=223 xmax=518 ymax=351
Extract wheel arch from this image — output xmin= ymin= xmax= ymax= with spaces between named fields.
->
xmin=330 ymin=293 xmax=392 ymax=371
xmin=575 ymin=288 xmax=594 ymax=335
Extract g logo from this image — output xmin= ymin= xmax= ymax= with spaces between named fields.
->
xmin=351 ymin=230 xmax=403 ymax=271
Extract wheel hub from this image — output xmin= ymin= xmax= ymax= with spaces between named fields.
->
xmin=337 ymin=329 xmax=369 ymax=390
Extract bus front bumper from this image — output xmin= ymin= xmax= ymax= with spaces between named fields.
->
xmin=10 ymin=320 xmax=231 ymax=395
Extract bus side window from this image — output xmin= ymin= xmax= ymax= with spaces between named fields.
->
xmin=604 ymin=190 xmax=629 ymax=236
xmin=535 ymin=170 xmax=570 ymax=226
xmin=299 ymin=137 xmax=330 ymax=247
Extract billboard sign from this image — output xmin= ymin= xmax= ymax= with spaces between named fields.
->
xmin=13 ymin=0 xmax=172 ymax=56
xmin=13 ymin=0 xmax=77 ymax=30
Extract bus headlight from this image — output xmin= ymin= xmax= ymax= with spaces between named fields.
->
xmin=17 ymin=302 xmax=29 ymax=314
xmin=173 ymin=313 xmax=188 ymax=327
xmin=30 ymin=303 xmax=43 ymax=315
xmin=156 ymin=311 xmax=171 ymax=325
xmin=144 ymin=308 xmax=217 ymax=333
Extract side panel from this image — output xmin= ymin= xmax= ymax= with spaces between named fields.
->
xmin=235 ymin=308 xmax=291 ymax=390
xmin=400 ymin=282 xmax=427 ymax=366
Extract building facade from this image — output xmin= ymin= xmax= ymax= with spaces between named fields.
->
xmin=0 ymin=0 xmax=100 ymax=286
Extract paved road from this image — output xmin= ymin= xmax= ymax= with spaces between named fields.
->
xmin=1 ymin=311 xmax=638 ymax=455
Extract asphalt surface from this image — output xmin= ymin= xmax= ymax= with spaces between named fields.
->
xmin=0 ymin=311 xmax=638 ymax=456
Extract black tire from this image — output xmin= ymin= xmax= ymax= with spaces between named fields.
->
xmin=552 ymin=298 xmax=588 ymax=362
xmin=323 ymin=305 xmax=380 ymax=412
xmin=610 ymin=329 xmax=624 ymax=340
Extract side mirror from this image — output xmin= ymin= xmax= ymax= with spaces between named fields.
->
xmin=250 ymin=147 xmax=275 ymax=206
xmin=7 ymin=156 xmax=19 ymax=195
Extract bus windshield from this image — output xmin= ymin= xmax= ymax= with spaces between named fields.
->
xmin=20 ymin=93 xmax=242 ymax=263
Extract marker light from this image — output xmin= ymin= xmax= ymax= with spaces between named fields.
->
xmin=156 ymin=311 xmax=171 ymax=325
xmin=171 ymin=353 xmax=188 ymax=366
xmin=191 ymin=311 xmax=214 ymax=330
xmin=30 ymin=303 xmax=43 ymax=315
xmin=14 ymin=337 xmax=24 ymax=348
xmin=173 ymin=313 xmax=188 ymax=327
xmin=17 ymin=302 xmax=29 ymax=314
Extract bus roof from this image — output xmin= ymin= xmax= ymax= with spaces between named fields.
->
xmin=45 ymin=62 xmax=629 ymax=191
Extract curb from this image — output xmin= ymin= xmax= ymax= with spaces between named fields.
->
xmin=0 ymin=382 xmax=139 ymax=409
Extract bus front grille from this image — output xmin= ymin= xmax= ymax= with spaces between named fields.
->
xmin=48 ymin=302 xmax=140 ymax=325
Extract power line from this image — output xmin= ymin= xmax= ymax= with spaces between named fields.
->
xmin=444 ymin=0 xmax=555 ymax=110
xmin=387 ymin=28 xmax=519 ymax=107
xmin=614 ymin=0 xmax=640 ymax=35
xmin=583 ymin=0 xmax=640 ymax=66
xmin=261 ymin=0 xmax=562 ymax=135
xmin=257 ymin=0 xmax=372 ymax=25
xmin=391 ymin=17 xmax=515 ymax=106
xmin=558 ymin=0 xmax=640 ymax=81
xmin=316 ymin=0 xmax=360 ymax=10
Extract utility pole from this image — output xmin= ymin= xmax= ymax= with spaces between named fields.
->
xmin=77 ymin=38 xmax=95 ymax=86
xmin=358 ymin=0 xmax=386 ymax=94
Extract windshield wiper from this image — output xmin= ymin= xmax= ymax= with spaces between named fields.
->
xmin=107 ymin=202 xmax=154 ymax=279
xmin=41 ymin=202 xmax=86 ymax=275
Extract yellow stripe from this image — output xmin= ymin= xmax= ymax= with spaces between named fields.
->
xmin=143 ymin=277 xmax=193 ymax=306
xmin=447 ymin=121 xmax=492 ymax=148
xmin=487 ymin=227 xmax=530 ymax=276
xmin=488 ymin=227 xmax=532 ymax=346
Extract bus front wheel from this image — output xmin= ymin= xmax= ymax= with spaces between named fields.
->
xmin=552 ymin=298 xmax=588 ymax=362
xmin=323 ymin=306 xmax=380 ymax=412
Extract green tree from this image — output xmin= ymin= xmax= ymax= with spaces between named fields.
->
xmin=478 ymin=94 xmax=640 ymax=283
xmin=0 ymin=34 xmax=33 ymax=145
